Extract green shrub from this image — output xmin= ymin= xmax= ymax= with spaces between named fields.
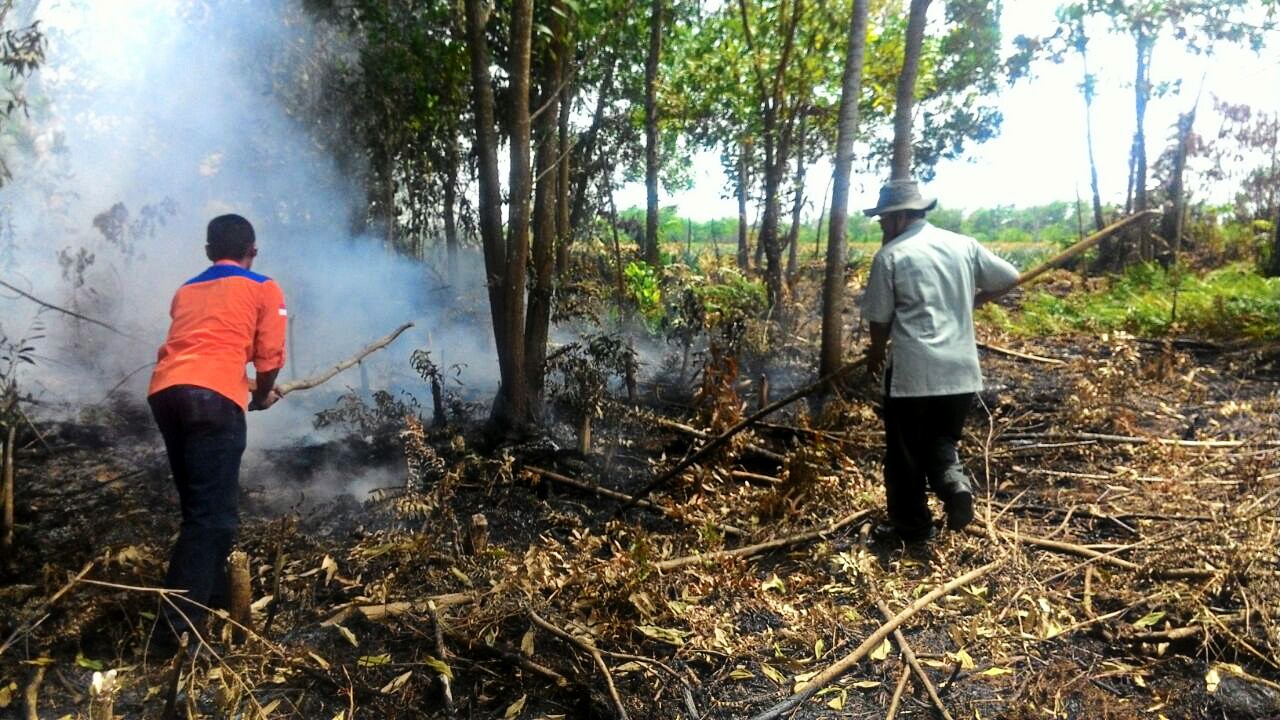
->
xmin=988 ymin=262 xmax=1280 ymax=340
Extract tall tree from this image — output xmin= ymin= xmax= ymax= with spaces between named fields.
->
xmin=643 ymin=0 xmax=664 ymax=265
xmin=819 ymin=0 xmax=869 ymax=380
xmin=525 ymin=0 xmax=569 ymax=413
xmin=463 ymin=0 xmax=535 ymax=431
xmin=890 ymin=0 xmax=932 ymax=179
xmin=1059 ymin=6 xmax=1106 ymax=232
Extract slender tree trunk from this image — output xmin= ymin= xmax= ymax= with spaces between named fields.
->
xmin=643 ymin=0 xmax=663 ymax=265
xmin=1269 ymin=115 xmax=1280 ymax=278
xmin=890 ymin=0 xmax=931 ymax=180
xmin=820 ymin=0 xmax=869 ymax=379
xmin=785 ymin=115 xmax=807 ymax=280
xmin=1161 ymin=107 xmax=1196 ymax=268
xmin=607 ymin=185 xmax=627 ymax=314
xmin=568 ymin=58 xmax=616 ymax=241
xmin=500 ymin=0 xmax=535 ymax=428
xmin=737 ymin=143 xmax=751 ymax=270
xmin=1134 ymin=30 xmax=1153 ymax=260
xmin=1076 ymin=23 xmax=1105 ymax=233
xmin=444 ymin=139 xmax=460 ymax=276
xmin=555 ymin=71 xmax=573 ymax=276
xmin=525 ymin=2 xmax=566 ymax=417
xmin=463 ymin=0 xmax=525 ymax=430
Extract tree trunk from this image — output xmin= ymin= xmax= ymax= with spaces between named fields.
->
xmin=1160 ymin=107 xmax=1196 ymax=268
xmin=785 ymin=115 xmax=807 ymax=280
xmin=643 ymin=0 xmax=663 ymax=265
xmin=443 ymin=138 xmax=460 ymax=276
xmin=525 ymin=0 xmax=567 ymax=417
xmin=463 ymin=0 xmax=525 ymax=430
xmin=737 ymin=143 xmax=751 ymax=270
xmin=1269 ymin=115 xmax=1280 ymax=278
xmin=820 ymin=0 xmax=869 ymax=380
xmin=890 ymin=0 xmax=931 ymax=180
xmin=555 ymin=71 xmax=573 ymax=276
xmin=1134 ymin=30 xmax=1153 ymax=260
xmin=1076 ymin=21 xmax=1105 ymax=233
xmin=567 ymin=58 xmax=616 ymax=248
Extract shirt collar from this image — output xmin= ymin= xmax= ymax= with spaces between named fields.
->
xmin=886 ymin=219 xmax=929 ymax=246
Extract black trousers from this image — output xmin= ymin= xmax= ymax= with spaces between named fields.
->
xmin=882 ymin=380 xmax=974 ymax=537
xmin=148 ymin=385 xmax=246 ymax=638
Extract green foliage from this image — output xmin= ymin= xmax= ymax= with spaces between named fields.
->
xmin=985 ymin=262 xmax=1280 ymax=340
xmin=623 ymin=261 xmax=664 ymax=326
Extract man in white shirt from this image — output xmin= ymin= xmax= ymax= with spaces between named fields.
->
xmin=861 ymin=180 xmax=1020 ymax=542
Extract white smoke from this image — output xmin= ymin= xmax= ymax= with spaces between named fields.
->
xmin=0 ymin=0 xmax=497 ymax=448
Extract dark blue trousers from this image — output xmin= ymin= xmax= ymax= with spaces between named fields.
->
xmin=148 ymin=385 xmax=246 ymax=638
xmin=883 ymin=379 xmax=974 ymax=538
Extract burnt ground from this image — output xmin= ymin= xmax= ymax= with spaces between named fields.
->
xmin=2 ymin=332 xmax=1280 ymax=719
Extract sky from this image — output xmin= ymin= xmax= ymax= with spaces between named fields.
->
xmin=615 ymin=0 xmax=1280 ymax=220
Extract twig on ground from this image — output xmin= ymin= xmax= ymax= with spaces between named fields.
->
xmin=528 ymin=609 xmax=628 ymax=720
xmin=749 ymin=560 xmax=1004 ymax=720
xmin=875 ymin=598 xmax=954 ymax=720
xmin=654 ymin=509 xmax=871 ymax=572
xmin=884 ymin=664 xmax=910 ymax=720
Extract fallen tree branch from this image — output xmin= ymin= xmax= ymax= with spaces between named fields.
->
xmin=884 ymin=664 xmax=911 ymax=720
xmin=748 ymin=560 xmax=1003 ymax=720
xmin=0 ymin=278 xmax=139 ymax=340
xmin=966 ymin=524 xmax=1218 ymax=580
xmin=322 ymin=591 xmax=475 ymax=626
xmin=274 ymin=322 xmax=414 ymax=396
xmin=654 ymin=510 xmax=872 ymax=573
xmin=616 ymin=358 xmax=868 ymax=515
xmin=875 ymin=599 xmax=954 ymax=720
xmin=1001 ymin=431 xmax=1279 ymax=449
xmin=528 ymin=609 xmax=628 ymax=720
xmin=525 ymin=465 xmax=746 ymax=538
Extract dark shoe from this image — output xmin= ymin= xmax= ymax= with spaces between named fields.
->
xmin=944 ymin=490 xmax=974 ymax=531
xmin=870 ymin=522 xmax=937 ymax=544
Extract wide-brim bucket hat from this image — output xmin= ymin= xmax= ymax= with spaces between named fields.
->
xmin=863 ymin=179 xmax=937 ymax=217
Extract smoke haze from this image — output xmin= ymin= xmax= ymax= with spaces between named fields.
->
xmin=0 ymin=0 xmax=496 ymax=448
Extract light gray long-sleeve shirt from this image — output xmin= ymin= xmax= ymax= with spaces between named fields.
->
xmin=861 ymin=220 xmax=1020 ymax=398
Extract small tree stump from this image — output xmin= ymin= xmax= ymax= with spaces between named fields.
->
xmin=88 ymin=669 xmax=118 ymax=720
xmin=226 ymin=551 xmax=252 ymax=643
xmin=468 ymin=514 xmax=489 ymax=555
xmin=578 ymin=413 xmax=593 ymax=456
xmin=758 ymin=373 xmax=770 ymax=410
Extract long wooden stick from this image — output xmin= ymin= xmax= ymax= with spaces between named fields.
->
xmin=616 ymin=358 xmax=867 ymax=515
xmin=748 ymin=560 xmax=1003 ymax=720
xmin=1014 ymin=210 xmax=1157 ymax=288
xmin=275 ymin=322 xmax=414 ymax=396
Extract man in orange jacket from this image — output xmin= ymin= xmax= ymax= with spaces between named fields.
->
xmin=147 ymin=214 xmax=287 ymax=643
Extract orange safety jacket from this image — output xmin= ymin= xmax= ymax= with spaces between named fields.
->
xmin=148 ymin=260 xmax=287 ymax=411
